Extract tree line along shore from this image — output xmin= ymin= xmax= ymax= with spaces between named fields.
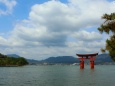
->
xmin=0 ymin=53 xmax=28 ymax=67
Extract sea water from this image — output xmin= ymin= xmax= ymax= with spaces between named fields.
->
xmin=0 ymin=65 xmax=115 ymax=86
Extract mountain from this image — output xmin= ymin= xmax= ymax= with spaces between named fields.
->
xmin=95 ymin=54 xmax=113 ymax=63
xmin=6 ymin=54 xmax=39 ymax=64
xmin=7 ymin=54 xmax=21 ymax=58
xmin=0 ymin=53 xmax=28 ymax=66
xmin=7 ymin=54 xmax=39 ymax=64
xmin=6 ymin=54 xmax=114 ymax=64
xmin=27 ymin=59 xmax=39 ymax=64
xmin=39 ymin=54 xmax=113 ymax=64
xmin=40 ymin=56 xmax=79 ymax=63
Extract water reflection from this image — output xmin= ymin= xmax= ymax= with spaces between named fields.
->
xmin=78 ymin=66 xmax=97 ymax=86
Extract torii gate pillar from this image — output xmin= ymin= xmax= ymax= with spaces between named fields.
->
xmin=76 ymin=53 xmax=98 ymax=69
xmin=90 ymin=61 xmax=94 ymax=69
xmin=80 ymin=61 xmax=84 ymax=69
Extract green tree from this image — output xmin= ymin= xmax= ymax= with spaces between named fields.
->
xmin=16 ymin=57 xmax=28 ymax=66
xmin=98 ymin=13 xmax=115 ymax=61
xmin=0 ymin=53 xmax=28 ymax=66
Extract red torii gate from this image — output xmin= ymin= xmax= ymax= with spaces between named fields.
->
xmin=76 ymin=53 xmax=98 ymax=69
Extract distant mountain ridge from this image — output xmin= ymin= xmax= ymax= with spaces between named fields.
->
xmin=40 ymin=56 xmax=79 ymax=63
xmin=40 ymin=54 xmax=113 ymax=64
xmin=96 ymin=54 xmax=113 ymax=63
xmin=6 ymin=54 xmax=40 ymax=64
xmin=7 ymin=54 xmax=20 ymax=58
xmin=6 ymin=54 xmax=114 ymax=64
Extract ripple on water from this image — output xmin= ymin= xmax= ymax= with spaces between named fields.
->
xmin=0 ymin=65 xmax=115 ymax=86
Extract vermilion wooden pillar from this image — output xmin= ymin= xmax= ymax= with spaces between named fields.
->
xmin=90 ymin=57 xmax=95 ymax=69
xmin=80 ymin=61 xmax=84 ymax=69
xmin=90 ymin=61 xmax=94 ymax=69
xmin=79 ymin=57 xmax=85 ymax=69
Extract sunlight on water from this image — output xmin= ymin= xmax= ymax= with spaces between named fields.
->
xmin=0 ymin=65 xmax=115 ymax=86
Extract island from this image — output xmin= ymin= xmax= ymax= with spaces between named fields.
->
xmin=0 ymin=53 xmax=28 ymax=67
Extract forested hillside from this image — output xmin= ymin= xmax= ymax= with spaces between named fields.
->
xmin=0 ymin=53 xmax=28 ymax=66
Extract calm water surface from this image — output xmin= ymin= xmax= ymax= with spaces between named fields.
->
xmin=0 ymin=65 xmax=115 ymax=86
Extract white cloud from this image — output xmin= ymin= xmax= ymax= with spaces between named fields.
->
xmin=29 ymin=0 xmax=79 ymax=32
xmin=0 ymin=36 xmax=7 ymax=46
xmin=72 ymin=30 xmax=102 ymax=41
xmin=0 ymin=0 xmax=16 ymax=15
xmin=0 ymin=0 xmax=115 ymax=59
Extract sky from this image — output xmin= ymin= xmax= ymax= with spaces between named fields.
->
xmin=0 ymin=0 xmax=115 ymax=60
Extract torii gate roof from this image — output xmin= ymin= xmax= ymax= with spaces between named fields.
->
xmin=76 ymin=53 xmax=98 ymax=57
